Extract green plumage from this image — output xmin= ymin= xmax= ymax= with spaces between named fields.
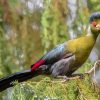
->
xmin=62 ymin=35 xmax=96 ymax=73
xmin=67 ymin=35 xmax=95 ymax=63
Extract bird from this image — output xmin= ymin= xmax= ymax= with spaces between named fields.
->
xmin=0 ymin=12 xmax=100 ymax=92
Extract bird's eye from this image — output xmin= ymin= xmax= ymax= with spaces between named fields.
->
xmin=92 ymin=21 xmax=97 ymax=27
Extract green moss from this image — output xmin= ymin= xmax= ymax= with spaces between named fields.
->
xmin=2 ymin=75 xmax=100 ymax=100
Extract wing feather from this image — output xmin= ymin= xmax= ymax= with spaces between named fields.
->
xmin=42 ymin=43 xmax=72 ymax=64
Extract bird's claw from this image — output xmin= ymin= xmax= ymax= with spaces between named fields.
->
xmin=56 ymin=74 xmax=85 ymax=83
xmin=61 ymin=76 xmax=69 ymax=83
xmin=56 ymin=75 xmax=69 ymax=83
xmin=78 ymin=74 xmax=85 ymax=79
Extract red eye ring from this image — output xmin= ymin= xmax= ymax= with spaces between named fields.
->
xmin=92 ymin=21 xmax=97 ymax=27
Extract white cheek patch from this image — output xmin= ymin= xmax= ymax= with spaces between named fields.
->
xmin=96 ymin=24 xmax=100 ymax=29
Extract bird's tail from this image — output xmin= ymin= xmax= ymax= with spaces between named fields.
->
xmin=0 ymin=69 xmax=41 ymax=92
xmin=0 ymin=59 xmax=46 ymax=92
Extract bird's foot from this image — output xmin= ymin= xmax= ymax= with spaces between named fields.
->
xmin=56 ymin=75 xmax=83 ymax=83
xmin=56 ymin=75 xmax=69 ymax=82
xmin=71 ymin=73 xmax=85 ymax=79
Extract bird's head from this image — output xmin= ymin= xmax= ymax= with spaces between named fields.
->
xmin=89 ymin=12 xmax=100 ymax=36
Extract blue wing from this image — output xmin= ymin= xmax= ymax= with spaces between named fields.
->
xmin=42 ymin=43 xmax=72 ymax=65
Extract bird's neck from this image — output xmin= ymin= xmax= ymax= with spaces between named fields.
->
xmin=87 ymin=26 xmax=99 ymax=41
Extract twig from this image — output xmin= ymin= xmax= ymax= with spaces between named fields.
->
xmin=85 ymin=60 xmax=100 ymax=76
xmin=77 ymin=86 xmax=88 ymax=100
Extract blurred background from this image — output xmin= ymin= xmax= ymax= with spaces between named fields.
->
xmin=0 ymin=0 xmax=100 ymax=78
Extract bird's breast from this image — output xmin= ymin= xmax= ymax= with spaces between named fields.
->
xmin=66 ymin=35 xmax=95 ymax=69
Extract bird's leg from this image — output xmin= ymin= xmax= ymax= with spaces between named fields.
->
xmin=56 ymin=75 xmax=82 ymax=83
xmin=71 ymin=73 xmax=84 ymax=79
xmin=56 ymin=75 xmax=69 ymax=82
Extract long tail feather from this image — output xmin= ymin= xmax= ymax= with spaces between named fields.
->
xmin=0 ymin=69 xmax=40 ymax=92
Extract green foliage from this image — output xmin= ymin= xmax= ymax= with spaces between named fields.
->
xmin=41 ymin=0 xmax=68 ymax=52
xmin=88 ymin=0 xmax=100 ymax=12
xmin=0 ymin=26 xmax=12 ymax=76
xmin=76 ymin=61 xmax=93 ymax=73
xmin=72 ymin=1 xmax=90 ymax=37
xmin=0 ymin=0 xmax=43 ymax=76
